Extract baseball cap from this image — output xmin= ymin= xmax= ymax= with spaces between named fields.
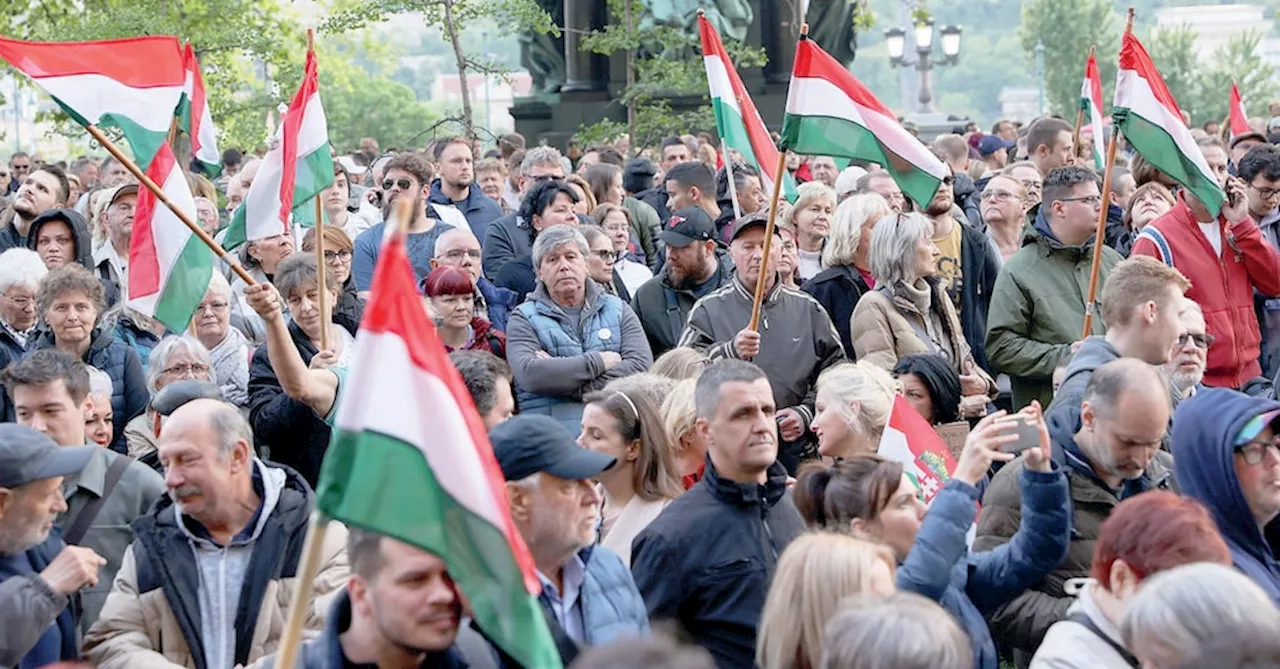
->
xmin=104 ymin=183 xmax=139 ymax=208
xmin=1236 ymin=407 xmax=1280 ymax=446
xmin=0 ymin=424 xmax=95 ymax=489
xmin=729 ymin=211 xmax=781 ymax=242
xmin=490 ymin=414 xmax=616 ymax=481
xmin=661 ymin=207 xmax=716 ymax=247
xmin=978 ymin=135 xmax=1016 ymax=157
xmin=834 ymin=166 xmax=868 ymax=198
xmin=1231 ymin=131 xmax=1267 ymax=149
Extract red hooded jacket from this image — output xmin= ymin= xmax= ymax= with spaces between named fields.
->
xmin=1132 ymin=194 xmax=1280 ymax=388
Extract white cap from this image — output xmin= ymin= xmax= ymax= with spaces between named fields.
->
xmin=834 ymin=166 xmax=868 ymax=198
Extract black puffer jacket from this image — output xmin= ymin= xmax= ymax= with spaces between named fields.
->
xmin=801 ymin=264 xmax=872 ymax=359
xmin=631 ymin=458 xmax=806 ymax=669
xmin=26 ymin=208 xmax=95 ymax=271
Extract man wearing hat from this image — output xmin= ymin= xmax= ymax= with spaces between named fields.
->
xmin=0 ymin=424 xmax=105 ymax=668
xmin=0 ymin=163 xmax=70 ymax=254
xmin=491 ymin=414 xmax=649 ymax=657
xmin=631 ymin=206 xmax=735 ymax=357
xmin=1172 ymin=388 xmax=1280 ymax=601
xmin=979 ymin=134 xmax=1016 ymax=173
xmin=677 ymin=212 xmax=845 ymax=474
xmin=92 ymin=182 xmax=138 ymax=307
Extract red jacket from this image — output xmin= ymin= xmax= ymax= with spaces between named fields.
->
xmin=443 ymin=317 xmax=506 ymax=358
xmin=1132 ymin=195 xmax=1280 ymax=388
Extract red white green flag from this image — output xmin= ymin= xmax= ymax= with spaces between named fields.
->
xmin=179 ymin=43 xmax=221 ymax=177
xmin=779 ymin=35 xmax=946 ymax=208
xmin=1113 ymin=32 xmax=1225 ymax=217
xmin=699 ymin=15 xmax=797 ymax=203
xmin=223 ymin=47 xmax=333 ymax=248
xmin=316 ymin=227 xmax=561 ymax=669
xmin=1080 ymin=51 xmax=1106 ymax=170
xmin=878 ymin=395 xmax=958 ymax=504
xmin=1229 ymin=81 xmax=1251 ymax=140
xmin=128 ymin=144 xmax=214 ymax=332
xmin=0 ymin=36 xmax=184 ymax=169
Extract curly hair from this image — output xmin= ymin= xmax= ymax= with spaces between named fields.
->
xmin=37 ymin=264 xmax=104 ymax=320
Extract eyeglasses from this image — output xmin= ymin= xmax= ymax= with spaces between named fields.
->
xmin=1177 ymin=332 xmax=1215 ymax=349
xmin=980 ymin=190 xmax=1019 ymax=202
xmin=196 ymin=301 xmax=229 ymax=314
xmin=940 ymin=176 xmax=954 ymax=186
xmin=3 ymin=294 xmax=32 ymax=308
xmin=442 ymin=248 xmax=482 ymax=261
xmin=1059 ymin=195 xmax=1103 ymax=206
xmin=162 ymin=363 xmax=210 ymax=377
xmin=1020 ymin=179 xmax=1044 ymax=193
xmin=382 ymin=178 xmax=414 ymax=191
xmin=592 ymin=249 xmax=617 ymax=262
xmin=1250 ymin=183 xmax=1280 ymax=199
xmin=529 ymin=173 xmax=564 ymax=184
xmin=1235 ymin=437 xmax=1280 ymax=465
xmin=323 ymin=250 xmax=353 ymax=263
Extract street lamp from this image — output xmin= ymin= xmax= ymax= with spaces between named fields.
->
xmin=883 ymin=18 xmax=963 ymax=113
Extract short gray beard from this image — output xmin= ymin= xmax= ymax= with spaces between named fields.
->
xmin=0 ymin=523 xmax=51 ymax=556
xmin=1170 ymin=369 xmax=1204 ymax=394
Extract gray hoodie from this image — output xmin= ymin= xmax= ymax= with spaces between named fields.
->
xmin=175 ymin=460 xmax=286 ymax=669
xmin=1046 ymin=335 xmax=1119 ymax=428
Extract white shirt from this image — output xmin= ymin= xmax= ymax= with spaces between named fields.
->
xmin=1198 ymin=220 xmax=1223 ymax=256
xmin=797 ymin=248 xmax=823 ymax=282
xmin=615 ymin=259 xmax=653 ymax=298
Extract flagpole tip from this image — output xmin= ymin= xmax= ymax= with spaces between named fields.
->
xmin=306 ymin=28 xmax=315 ymax=51
xmin=696 ymin=8 xmax=704 ymax=17
xmin=800 ymin=23 xmax=809 ymax=36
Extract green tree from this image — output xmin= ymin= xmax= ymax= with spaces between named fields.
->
xmin=313 ymin=38 xmax=442 ymax=152
xmin=1145 ymin=25 xmax=1199 ymax=116
xmin=1190 ymin=31 xmax=1278 ymax=126
xmin=1019 ymin=0 xmax=1120 ymax=117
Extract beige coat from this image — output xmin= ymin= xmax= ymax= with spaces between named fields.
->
xmin=851 ymin=284 xmax=996 ymax=396
xmin=601 ymin=496 xmax=673 ymax=568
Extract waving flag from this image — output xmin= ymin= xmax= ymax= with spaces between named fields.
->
xmin=316 ymin=225 xmax=561 ymax=669
xmin=179 ymin=43 xmax=221 ymax=177
xmin=128 ymin=144 xmax=214 ymax=332
xmin=0 ymin=36 xmax=184 ymax=169
xmin=223 ymin=47 xmax=333 ymax=248
xmin=1229 ymin=81 xmax=1251 ymax=140
xmin=1113 ymin=32 xmax=1225 ymax=216
xmin=779 ymin=35 xmax=946 ymax=208
xmin=878 ymin=395 xmax=958 ymax=505
xmin=1080 ymin=51 xmax=1107 ymax=170
xmin=699 ymin=15 xmax=797 ymax=203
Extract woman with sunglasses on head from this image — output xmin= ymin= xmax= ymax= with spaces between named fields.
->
xmin=794 ymin=403 xmax=1069 ymax=669
xmin=851 ymin=212 xmax=997 ymax=420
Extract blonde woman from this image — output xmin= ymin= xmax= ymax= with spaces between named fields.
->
xmin=651 ymin=346 xmax=709 ymax=381
xmin=809 ymin=361 xmax=898 ymax=460
xmin=756 ymin=532 xmax=897 ymax=669
xmin=660 ymin=378 xmax=706 ymax=488
xmin=802 ymin=193 xmax=891 ymax=357
xmin=785 ymin=181 xmax=837 ymax=282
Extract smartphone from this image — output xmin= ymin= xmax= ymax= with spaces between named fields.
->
xmin=995 ymin=415 xmax=1039 ymax=454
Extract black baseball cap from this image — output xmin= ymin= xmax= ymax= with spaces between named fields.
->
xmin=661 ymin=207 xmax=716 ymax=247
xmin=0 ymin=424 xmax=94 ymax=489
xmin=490 ymin=414 xmax=616 ymax=481
xmin=1231 ymin=131 xmax=1267 ymax=149
xmin=729 ymin=211 xmax=778 ymax=242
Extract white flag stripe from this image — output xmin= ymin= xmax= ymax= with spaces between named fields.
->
xmin=38 ymin=74 xmax=182 ymax=132
xmin=1115 ymin=69 xmax=1216 ymax=184
xmin=703 ymin=55 xmax=740 ymax=115
xmin=297 ymin=93 xmax=329 ymax=157
xmin=129 ymin=166 xmax=197 ymax=314
xmin=334 ymin=330 xmax=508 ymax=530
xmin=784 ymin=76 xmax=947 ymax=179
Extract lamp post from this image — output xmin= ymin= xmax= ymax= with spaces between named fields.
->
xmin=885 ymin=19 xmax=962 ymax=113
xmin=1034 ymin=41 xmax=1046 ymax=117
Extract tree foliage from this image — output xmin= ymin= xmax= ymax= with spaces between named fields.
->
xmin=1146 ymin=25 xmax=1199 ymax=116
xmin=1019 ymin=0 xmax=1119 ymax=117
xmin=1148 ymin=28 xmax=1278 ymax=126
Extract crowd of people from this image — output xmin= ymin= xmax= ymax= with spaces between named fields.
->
xmin=3 ymin=114 xmax=1280 ymax=669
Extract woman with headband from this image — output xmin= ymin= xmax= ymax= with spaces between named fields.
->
xmin=578 ymin=389 xmax=685 ymax=567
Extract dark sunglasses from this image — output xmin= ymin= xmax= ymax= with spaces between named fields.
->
xmin=382 ymin=178 xmax=414 ymax=191
xmin=593 ymin=249 xmax=617 ymax=262
xmin=1177 ymin=332 xmax=1214 ymax=350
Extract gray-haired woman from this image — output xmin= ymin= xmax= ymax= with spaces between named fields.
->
xmin=124 ymin=335 xmax=214 ymax=458
xmin=505 ymin=224 xmax=653 ymax=434
xmin=850 ymin=212 xmax=996 ymax=417
xmin=191 ymin=271 xmax=250 ymax=408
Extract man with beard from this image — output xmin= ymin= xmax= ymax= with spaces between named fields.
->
xmin=352 ymin=152 xmax=456 ymax=296
xmin=429 ymin=136 xmax=503 ymax=241
xmin=921 ymin=165 xmax=1001 ymax=372
xmin=0 ymin=164 xmax=69 ymax=253
xmin=0 ymin=424 xmax=102 ymax=668
xmin=1166 ymin=298 xmax=1211 ymax=401
xmin=83 ymin=399 xmax=349 ymax=668
xmin=631 ymin=208 xmax=734 ymax=356
xmin=92 ymin=184 xmax=137 ymax=307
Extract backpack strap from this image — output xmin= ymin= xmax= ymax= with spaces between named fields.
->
xmin=1135 ymin=227 xmax=1174 ymax=267
xmin=64 ymin=454 xmax=134 ymax=546
xmin=1066 ymin=611 xmax=1140 ymax=668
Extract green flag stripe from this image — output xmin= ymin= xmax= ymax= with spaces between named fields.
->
xmin=151 ymin=235 xmax=214 ymax=333
xmin=1117 ymin=110 xmax=1226 ymax=215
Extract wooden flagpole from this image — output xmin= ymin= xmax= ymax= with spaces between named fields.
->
xmin=85 ymin=125 xmax=255 ymax=286
xmin=1081 ymin=11 xmax=1134 ymax=338
xmin=305 ymin=29 xmax=330 ymax=351
xmin=1071 ymin=45 xmax=1097 ymax=162
xmin=749 ymin=22 xmax=807 ymax=332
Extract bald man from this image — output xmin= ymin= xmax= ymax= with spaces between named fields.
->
xmin=83 ymin=399 xmax=349 ymax=668
xmin=431 ymin=227 xmax=519 ymax=331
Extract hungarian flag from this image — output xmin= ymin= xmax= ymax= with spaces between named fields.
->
xmin=698 ymin=15 xmax=797 ymax=203
xmin=0 ymin=36 xmax=184 ymax=169
xmin=878 ymin=395 xmax=958 ymax=504
xmin=128 ymin=144 xmax=214 ymax=332
xmin=1080 ymin=51 xmax=1107 ymax=170
xmin=1113 ymin=32 xmax=1225 ymax=217
xmin=779 ymin=35 xmax=946 ymax=208
xmin=1229 ymin=81 xmax=1251 ymax=140
xmin=223 ymin=47 xmax=333 ymax=248
xmin=179 ymin=43 xmax=221 ymax=177
xmin=316 ymin=228 xmax=561 ymax=669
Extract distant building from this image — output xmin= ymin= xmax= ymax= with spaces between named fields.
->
xmin=1156 ymin=4 xmax=1280 ymax=68
xmin=431 ymin=72 xmax=533 ymax=133
xmin=0 ymin=73 xmax=78 ymax=156
xmin=998 ymin=87 xmax=1040 ymax=124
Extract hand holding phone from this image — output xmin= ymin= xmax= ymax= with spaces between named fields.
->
xmin=994 ymin=414 xmax=1041 ymax=455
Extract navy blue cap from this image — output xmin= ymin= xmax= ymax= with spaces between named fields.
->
xmin=0 ymin=424 xmax=94 ymax=489
xmin=490 ymin=414 xmax=616 ymax=481
xmin=978 ymin=135 xmax=1016 ymax=157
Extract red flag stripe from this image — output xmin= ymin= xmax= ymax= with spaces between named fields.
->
xmin=698 ymin=16 xmax=784 ymax=188
xmin=182 ymin=44 xmax=211 ymax=157
xmin=1118 ymin=33 xmax=1185 ymax=120
xmin=0 ymin=36 xmax=184 ymax=88
xmin=793 ymin=38 xmax=897 ymax=119
xmin=129 ymin=145 xmax=177 ymax=298
xmin=276 ymin=49 xmax=320 ymax=229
